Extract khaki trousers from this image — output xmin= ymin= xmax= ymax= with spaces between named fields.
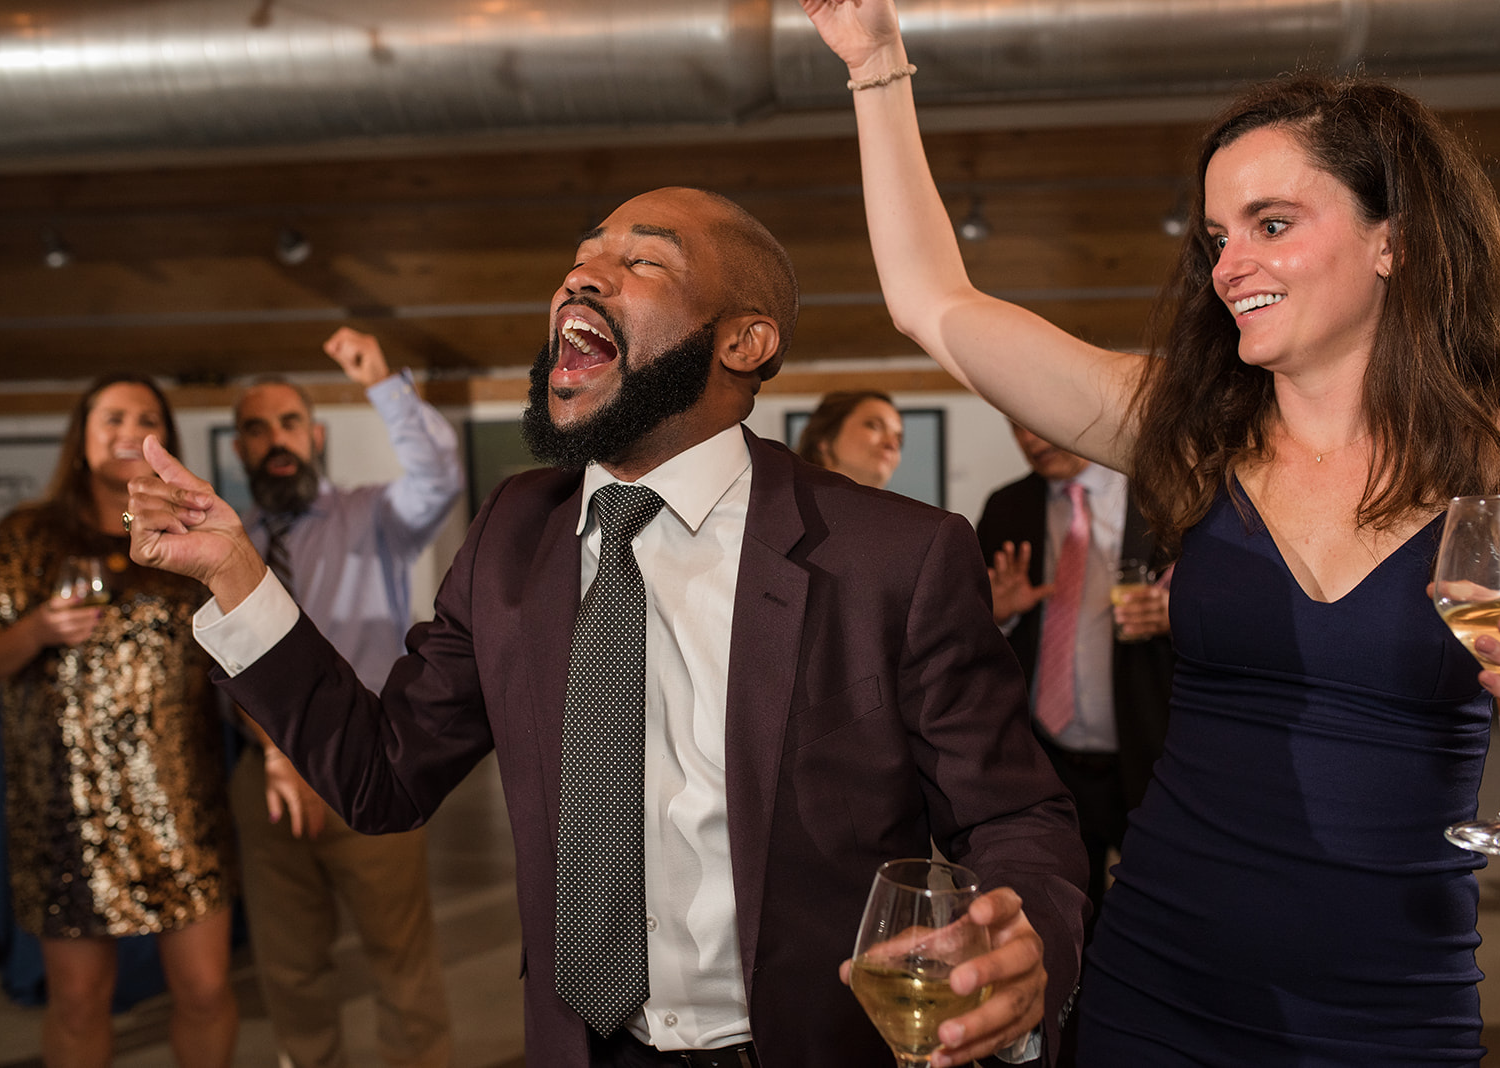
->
xmin=231 ymin=752 xmax=453 ymax=1068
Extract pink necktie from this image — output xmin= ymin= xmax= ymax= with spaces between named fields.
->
xmin=1034 ymin=481 xmax=1089 ymax=737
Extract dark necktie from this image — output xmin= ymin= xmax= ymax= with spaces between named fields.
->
xmin=264 ymin=513 xmax=295 ymax=593
xmin=554 ymin=482 xmax=665 ymax=1036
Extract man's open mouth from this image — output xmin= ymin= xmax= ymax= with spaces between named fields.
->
xmin=557 ymin=315 xmax=619 ymax=372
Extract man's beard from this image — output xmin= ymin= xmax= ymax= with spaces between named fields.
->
xmin=248 ymin=447 xmax=320 ymax=516
xmin=521 ymin=314 xmax=717 ymax=469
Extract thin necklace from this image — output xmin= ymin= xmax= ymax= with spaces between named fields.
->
xmin=1280 ymin=424 xmax=1371 ymax=463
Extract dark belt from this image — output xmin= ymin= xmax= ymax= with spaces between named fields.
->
xmin=670 ymin=1045 xmax=757 ymax=1068
xmin=606 ymin=1027 xmax=760 ymax=1068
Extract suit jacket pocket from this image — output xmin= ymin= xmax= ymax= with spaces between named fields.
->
xmin=783 ymin=674 xmax=884 ymax=752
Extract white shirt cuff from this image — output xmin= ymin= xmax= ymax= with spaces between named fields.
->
xmin=192 ymin=570 xmax=300 ymax=676
xmin=997 ymin=1026 xmax=1042 ymax=1063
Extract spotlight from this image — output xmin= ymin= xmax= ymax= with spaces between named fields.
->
xmin=276 ymin=228 xmax=312 ymax=266
xmin=957 ymin=197 xmax=991 ymax=243
xmin=1161 ymin=190 xmax=1191 ymax=238
xmin=42 ymin=231 xmax=72 ymax=269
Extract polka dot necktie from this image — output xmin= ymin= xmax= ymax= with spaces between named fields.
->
xmin=554 ymin=482 xmax=664 ymax=1036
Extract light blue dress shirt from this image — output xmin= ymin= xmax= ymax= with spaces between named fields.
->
xmin=242 ymin=370 xmax=462 ymax=689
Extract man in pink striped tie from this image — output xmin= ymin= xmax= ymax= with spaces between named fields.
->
xmin=975 ymin=421 xmax=1175 ymax=938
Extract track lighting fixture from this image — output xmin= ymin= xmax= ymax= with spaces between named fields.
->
xmin=958 ymin=197 xmax=992 ymax=243
xmin=42 ymin=231 xmax=72 ymax=269
xmin=276 ymin=227 xmax=312 ymax=266
xmin=1161 ymin=189 xmax=1191 ymax=238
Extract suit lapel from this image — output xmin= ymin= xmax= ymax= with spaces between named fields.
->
xmin=1022 ymin=473 xmax=1049 ymax=586
xmin=523 ymin=479 xmax=587 ymax=839
xmin=724 ymin=431 xmax=809 ymax=986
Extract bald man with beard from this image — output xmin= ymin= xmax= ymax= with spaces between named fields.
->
xmin=127 ymin=187 xmax=1088 ymax=1068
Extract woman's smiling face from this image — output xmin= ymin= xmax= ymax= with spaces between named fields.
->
xmin=1205 ymin=124 xmax=1392 ymax=376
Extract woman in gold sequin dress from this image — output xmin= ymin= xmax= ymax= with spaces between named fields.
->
xmin=0 ymin=374 xmax=238 ymax=1067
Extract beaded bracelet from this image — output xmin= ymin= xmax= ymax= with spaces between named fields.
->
xmin=847 ymin=63 xmax=917 ymax=92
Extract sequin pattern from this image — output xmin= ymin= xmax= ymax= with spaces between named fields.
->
xmin=0 ymin=506 xmax=236 ymax=938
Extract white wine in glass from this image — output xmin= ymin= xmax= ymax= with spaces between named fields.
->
xmin=850 ymin=858 xmax=992 ymax=1067
xmin=54 ymin=555 xmax=110 ymax=607
xmin=1432 ymin=495 xmax=1500 ymax=853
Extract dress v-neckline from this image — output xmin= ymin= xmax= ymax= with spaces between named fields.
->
xmin=1228 ymin=475 xmax=1441 ymax=607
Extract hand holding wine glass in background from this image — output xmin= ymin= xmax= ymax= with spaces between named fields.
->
xmin=24 ymin=555 xmax=111 ymax=651
xmin=55 ymin=555 xmax=111 ymax=607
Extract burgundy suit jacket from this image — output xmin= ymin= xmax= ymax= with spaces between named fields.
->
xmin=224 ymin=427 xmax=1088 ymax=1067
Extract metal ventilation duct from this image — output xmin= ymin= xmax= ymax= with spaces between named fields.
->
xmin=1 ymin=0 xmax=1498 ymax=162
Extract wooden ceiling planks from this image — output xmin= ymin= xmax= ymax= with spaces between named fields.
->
xmin=0 ymin=109 xmax=1495 ymax=401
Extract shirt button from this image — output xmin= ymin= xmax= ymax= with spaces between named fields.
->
xmin=663 ymin=1012 xmax=678 ymax=1028
xmin=645 ymin=915 xmax=658 ymax=932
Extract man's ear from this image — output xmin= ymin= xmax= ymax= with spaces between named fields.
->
xmin=716 ymin=314 xmax=780 ymax=377
xmin=312 ymin=421 xmax=327 ymax=455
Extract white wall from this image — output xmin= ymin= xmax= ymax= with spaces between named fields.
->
xmin=0 ymin=386 xmax=1032 ymax=626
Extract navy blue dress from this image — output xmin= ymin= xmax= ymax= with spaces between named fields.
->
xmin=1078 ymin=483 xmax=1490 ymax=1066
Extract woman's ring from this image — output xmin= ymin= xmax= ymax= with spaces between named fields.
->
xmin=121 ymin=511 xmax=134 ymax=533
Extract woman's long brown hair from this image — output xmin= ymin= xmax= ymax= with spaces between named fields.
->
xmin=1130 ymin=75 xmax=1500 ymax=555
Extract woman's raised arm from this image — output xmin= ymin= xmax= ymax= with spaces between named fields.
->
xmin=802 ymin=0 xmax=1147 ymax=469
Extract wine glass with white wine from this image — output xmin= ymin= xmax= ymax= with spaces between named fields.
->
xmin=850 ymin=858 xmax=992 ymax=1067
xmin=54 ymin=555 xmax=110 ymax=607
xmin=1432 ymin=494 xmax=1500 ymax=853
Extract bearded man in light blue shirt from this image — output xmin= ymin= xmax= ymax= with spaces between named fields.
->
xmin=228 ymin=327 xmax=463 ymax=1068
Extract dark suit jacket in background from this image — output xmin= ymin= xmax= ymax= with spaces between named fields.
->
xmin=975 ymin=472 xmax=1174 ymax=809
xmin=223 ymin=428 xmax=1089 ymax=1068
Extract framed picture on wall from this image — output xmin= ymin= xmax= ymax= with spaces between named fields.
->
xmin=783 ymin=407 xmax=946 ymax=509
xmin=209 ymin=426 xmax=253 ymax=515
xmin=465 ymin=419 xmax=543 ymax=517
xmin=0 ymin=436 xmax=62 ymax=521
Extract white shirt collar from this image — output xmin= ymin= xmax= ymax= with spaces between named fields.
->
xmin=1046 ymin=461 xmax=1119 ymax=499
xmin=575 ymin=424 xmax=751 ymax=536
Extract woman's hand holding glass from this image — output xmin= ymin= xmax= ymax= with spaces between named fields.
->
xmin=30 ymin=555 xmax=110 ymax=649
xmin=1433 ymin=495 xmax=1500 ymax=852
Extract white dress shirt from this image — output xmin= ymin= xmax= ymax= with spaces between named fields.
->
xmin=574 ymin=425 xmax=751 ymax=1049
xmin=197 ymin=424 xmax=755 ymax=1051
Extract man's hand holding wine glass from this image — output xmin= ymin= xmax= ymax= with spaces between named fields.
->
xmin=846 ymin=859 xmax=1047 ymax=1068
xmin=929 ymin=886 xmax=1047 ymax=1066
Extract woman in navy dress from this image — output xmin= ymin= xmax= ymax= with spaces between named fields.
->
xmin=805 ymin=2 xmax=1500 ymax=1064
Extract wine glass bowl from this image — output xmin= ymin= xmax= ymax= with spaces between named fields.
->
xmin=54 ymin=555 xmax=110 ymax=606
xmin=1433 ymin=496 xmax=1500 ymax=852
xmin=850 ymin=858 xmax=992 ymax=1067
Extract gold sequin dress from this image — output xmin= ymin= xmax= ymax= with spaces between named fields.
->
xmin=0 ymin=504 xmax=236 ymax=939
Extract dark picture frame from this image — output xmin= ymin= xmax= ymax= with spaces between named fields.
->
xmin=0 ymin=436 xmax=62 ymax=521
xmin=209 ymin=425 xmax=253 ymax=515
xmin=465 ymin=418 xmax=543 ymax=517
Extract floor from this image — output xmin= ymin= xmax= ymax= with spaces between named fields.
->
xmin=4 ymin=729 xmax=1500 ymax=1066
